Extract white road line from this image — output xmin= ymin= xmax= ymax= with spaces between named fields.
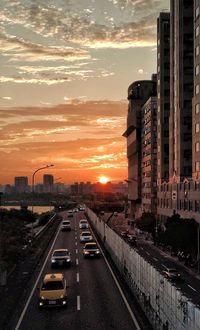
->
xmin=76 ymin=273 xmax=80 ymax=282
xmin=161 ymin=264 xmax=166 ymax=268
xmin=187 ymin=284 xmax=197 ymax=292
xmin=76 ymin=249 xmax=78 ymax=254
xmin=153 ymin=257 xmax=158 ymax=261
xmin=146 ymin=252 xmax=150 ymax=256
xmin=15 ymin=222 xmax=62 ymax=330
xmin=76 ymin=258 xmax=79 ymax=266
xmin=77 ymin=296 xmax=81 ymax=310
xmin=89 ymin=227 xmax=141 ymax=330
xmin=75 ymin=242 xmax=77 ymax=246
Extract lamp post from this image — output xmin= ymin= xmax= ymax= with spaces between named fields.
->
xmin=31 ymin=164 xmax=54 ymax=233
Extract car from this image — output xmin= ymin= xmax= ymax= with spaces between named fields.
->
xmin=162 ymin=267 xmax=181 ymax=281
xmin=51 ymin=249 xmax=71 ymax=267
xmin=83 ymin=242 xmax=101 ymax=258
xmin=79 ymin=206 xmax=85 ymax=211
xmin=38 ymin=273 xmax=68 ymax=308
xmin=80 ymin=231 xmax=93 ymax=243
xmin=61 ymin=220 xmax=71 ymax=231
xmin=79 ymin=219 xmax=89 ymax=229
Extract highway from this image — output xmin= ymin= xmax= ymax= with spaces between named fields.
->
xmin=14 ymin=210 xmax=141 ymax=330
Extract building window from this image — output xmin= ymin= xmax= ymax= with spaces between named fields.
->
xmin=196 ymin=161 xmax=200 ymax=171
xmin=196 ymin=25 xmax=200 ymax=37
xmin=196 ymin=123 xmax=200 ymax=133
xmin=196 ymin=45 xmax=200 ymax=56
xmin=195 ymin=103 xmax=200 ymax=114
xmin=196 ymin=142 xmax=200 ymax=152
xmin=195 ymin=84 xmax=200 ymax=95
xmin=195 ymin=65 xmax=199 ymax=76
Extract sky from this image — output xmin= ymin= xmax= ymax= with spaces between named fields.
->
xmin=0 ymin=0 xmax=169 ymax=185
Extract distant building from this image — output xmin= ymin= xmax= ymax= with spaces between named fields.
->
xmin=43 ymin=174 xmax=54 ymax=193
xmin=14 ymin=176 xmax=28 ymax=193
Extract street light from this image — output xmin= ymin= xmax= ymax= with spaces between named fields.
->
xmin=31 ymin=164 xmax=54 ymax=233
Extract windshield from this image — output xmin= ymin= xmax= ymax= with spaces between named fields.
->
xmin=81 ymin=232 xmax=91 ymax=236
xmin=62 ymin=221 xmax=70 ymax=225
xmin=41 ymin=281 xmax=64 ymax=291
xmin=80 ymin=220 xmax=87 ymax=224
xmin=53 ymin=251 xmax=69 ymax=257
xmin=86 ymin=245 xmax=97 ymax=249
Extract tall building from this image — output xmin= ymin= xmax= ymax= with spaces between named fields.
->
xmin=169 ymin=0 xmax=193 ymax=181
xmin=141 ymin=96 xmax=157 ymax=213
xmin=193 ymin=0 xmax=200 ymax=181
xmin=123 ymin=79 xmax=157 ymax=218
xmin=157 ymin=1 xmax=200 ymax=223
xmin=157 ymin=12 xmax=170 ymax=185
xmin=43 ymin=174 xmax=54 ymax=193
xmin=14 ymin=176 xmax=28 ymax=193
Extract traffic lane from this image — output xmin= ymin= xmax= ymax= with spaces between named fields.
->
xmin=17 ymin=216 xmax=80 ymax=330
xmin=77 ymin=233 xmax=138 ymax=329
xmin=136 ymin=240 xmax=200 ymax=305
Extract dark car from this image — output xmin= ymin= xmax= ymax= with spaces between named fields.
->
xmin=162 ymin=267 xmax=181 ymax=281
xmin=51 ymin=249 xmax=71 ymax=267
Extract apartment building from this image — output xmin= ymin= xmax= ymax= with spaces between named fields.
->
xmin=123 ymin=79 xmax=157 ymax=218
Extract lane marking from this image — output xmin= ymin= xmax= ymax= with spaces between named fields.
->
xmin=76 ymin=258 xmax=79 ymax=266
xmin=77 ymin=296 xmax=81 ymax=310
xmin=76 ymin=249 xmax=78 ymax=254
xmin=187 ymin=284 xmax=197 ymax=292
xmin=76 ymin=272 xmax=80 ymax=282
xmin=89 ymin=227 xmax=141 ymax=330
xmin=153 ymin=257 xmax=158 ymax=262
xmin=146 ymin=252 xmax=150 ymax=256
xmin=15 ymin=221 xmax=62 ymax=330
xmin=75 ymin=242 xmax=77 ymax=246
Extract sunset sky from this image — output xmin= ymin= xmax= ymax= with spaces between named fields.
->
xmin=0 ymin=0 xmax=169 ymax=185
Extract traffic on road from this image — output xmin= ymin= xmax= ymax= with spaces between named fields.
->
xmin=14 ymin=207 xmax=142 ymax=330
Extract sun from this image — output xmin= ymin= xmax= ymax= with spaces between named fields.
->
xmin=99 ymin=176 xmax=109 ymax=184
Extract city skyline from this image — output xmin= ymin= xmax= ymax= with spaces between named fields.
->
xmin=0 ymin=0 xmax=169 ymax=184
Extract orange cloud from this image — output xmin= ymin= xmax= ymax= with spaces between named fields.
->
xmin=0 ymin=101 xmax=127 ymax=184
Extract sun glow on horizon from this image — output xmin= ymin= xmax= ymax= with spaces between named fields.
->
xmin=98 ymin=175 xmax=109 ymax=184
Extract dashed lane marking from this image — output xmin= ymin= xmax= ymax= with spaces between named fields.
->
xmin=77 ymin=273 xmax=80 ymax=282
xmin=77 ymin=296 xmax=81 ymax=310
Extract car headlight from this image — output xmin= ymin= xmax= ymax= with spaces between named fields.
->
xmin=41 ymin=296 xmax=45 ymax=300
xmin=95 ymin=250 xmax=100 ymax=254
xmin=84 ymin=251 xmax=89 ymax=254
xmin=51 ymin=259 xmax=56 ymax=263
xmin=60 ymin=294 xmax=64 ymax=299
xmin=66 ymin=258 xmax=70 ymax=262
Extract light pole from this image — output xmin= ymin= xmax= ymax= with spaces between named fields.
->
xmin=31 ymin=164 xmax=54 ymax=233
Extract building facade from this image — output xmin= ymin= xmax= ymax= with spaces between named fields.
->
xmin=157 ymin=0 xmax=200 ymax=223
xmin=157 ymin=12 xmax=170 ymax=185
xmin=141 ymin=97 xmax=157 ymax=213
xmin=123 ymin=79 xmax=157 ymax=218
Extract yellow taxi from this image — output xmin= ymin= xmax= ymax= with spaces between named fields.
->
xmin=38 ymin=273 xmax=68 ymax=308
